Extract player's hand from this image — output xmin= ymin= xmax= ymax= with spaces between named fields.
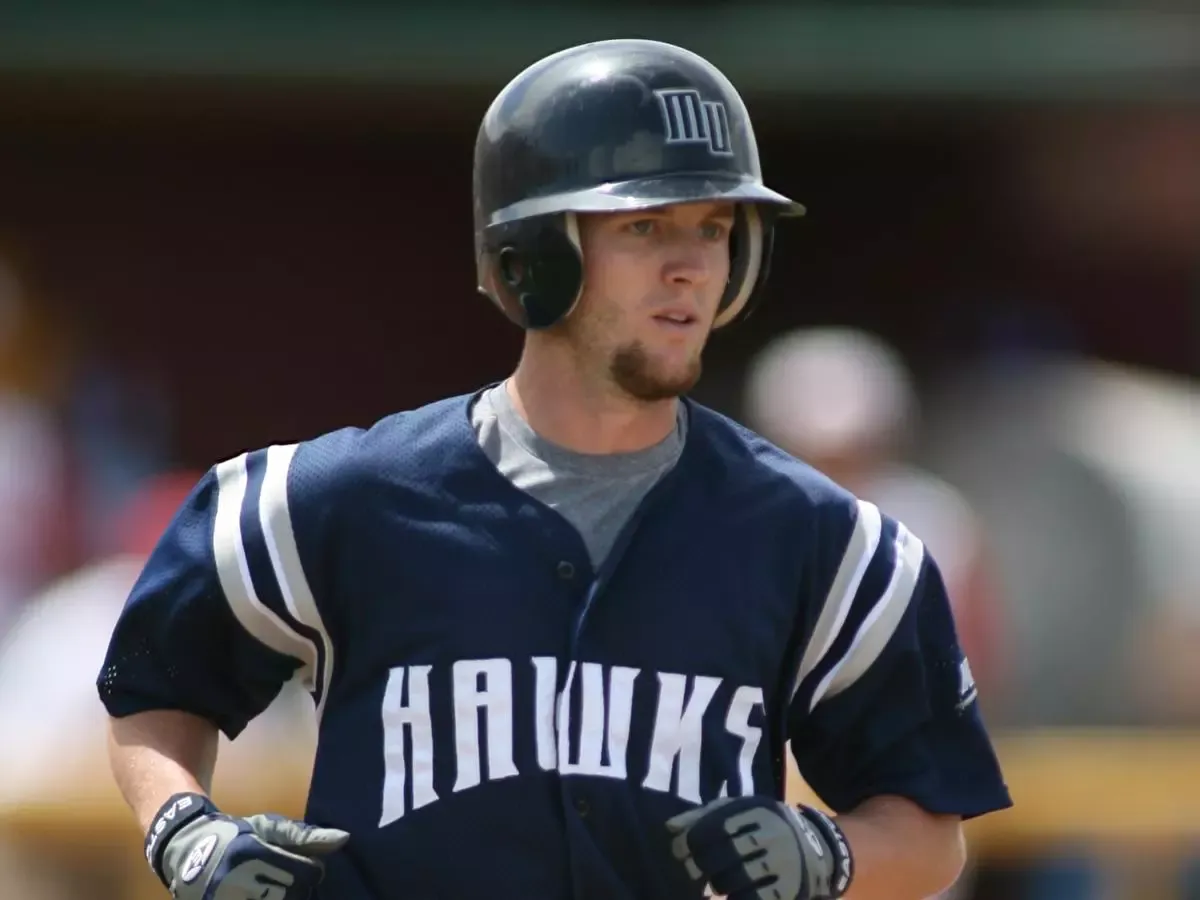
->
xmin=666 ymin=797 xmax=854 ymax=900
xmin=143 ymin=792 xmax=350 ymax=900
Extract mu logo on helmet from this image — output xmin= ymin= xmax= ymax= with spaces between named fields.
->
xmin=654 ymin=89 xmax=734 ymax=157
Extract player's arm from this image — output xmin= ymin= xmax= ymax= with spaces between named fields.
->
xmin=828 ymin=795 xmax=965 ymax=899
xmin=669 ymin=497 xmax=1009 ymax=900
xmin=791 ymin=498 xmax=1008 ymax=898
xmin=97 ymin=441 xmax=355 ymax=898
xmin=108 ymin=709 xmax=219 ymax=832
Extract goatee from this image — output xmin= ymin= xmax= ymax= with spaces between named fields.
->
xmin=609 ymin=341 xmax=702 ymax=402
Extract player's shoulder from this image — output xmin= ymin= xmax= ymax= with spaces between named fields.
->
xmin=233 ymin=391 xmax=480 ymax=500
xmin=686 ymin=399 xmax=859 ymax=524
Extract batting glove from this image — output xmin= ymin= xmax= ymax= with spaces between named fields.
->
xmin=667 ymin=797 xmax=854 ymax=900
xmin=143 ymin=792 xmax=350 ymax=900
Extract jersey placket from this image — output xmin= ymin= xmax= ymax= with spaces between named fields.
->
xmin=553 ymin=468 xmax=680 ymax=866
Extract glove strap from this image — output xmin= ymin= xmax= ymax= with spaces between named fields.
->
xmin=797 ymin=805 xmax=855 ymax=899
xmin=144 ymin=792 xmax=221 ymax=886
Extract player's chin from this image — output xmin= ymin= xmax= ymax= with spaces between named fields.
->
xmin=615 ymin=357 xmax=703 ymax=401
xmin=644 ymin=330 xmax=707 ymax=362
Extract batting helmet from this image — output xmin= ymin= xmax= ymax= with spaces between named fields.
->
xmin=473 ymin=38 xmax=805 ymax=331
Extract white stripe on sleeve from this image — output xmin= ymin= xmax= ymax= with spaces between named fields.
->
xmin=212 ymin=453 xmax=318 ymax=693
xmin=790 ymin=499 xmax=882 ymax=703
xmin=807 ymin=523 xmax=925 ymax=711
xmin=259 ymin=443 xmax=335 ymax=720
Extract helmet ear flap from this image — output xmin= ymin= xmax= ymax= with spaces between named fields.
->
xmin=714 ymin=204 xmax=775 ymax=329
xmin=478 ymin=215 xmax=584 ymax=329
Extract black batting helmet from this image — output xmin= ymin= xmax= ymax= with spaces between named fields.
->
xmin=473 ymin=39 xmax=805 ymax=331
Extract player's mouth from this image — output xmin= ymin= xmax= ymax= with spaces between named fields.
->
xmin=651 ymin=310 xmax=698 ymax=330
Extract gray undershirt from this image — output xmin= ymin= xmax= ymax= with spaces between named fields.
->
xmin=470 ymin=383 xmax=686 ymax=568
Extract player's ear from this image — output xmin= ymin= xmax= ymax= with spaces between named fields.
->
xmin=477 ymin=214 xmax=584 ymax=330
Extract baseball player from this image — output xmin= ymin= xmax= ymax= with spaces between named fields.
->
xmin=98 ymin=38 xmax=1011 ymax=900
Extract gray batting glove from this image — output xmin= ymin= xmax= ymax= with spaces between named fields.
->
xmin=667 ymin=797 xmax=854 ymax=900
xmin=144 ymin=793 xmax=350 ymax=900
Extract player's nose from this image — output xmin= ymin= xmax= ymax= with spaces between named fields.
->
xmin=661 ymin=245 xmax=713 ymax=288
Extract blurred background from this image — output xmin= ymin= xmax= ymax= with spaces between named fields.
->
xmin=0 ymin=2 xmax=1196 ymax=899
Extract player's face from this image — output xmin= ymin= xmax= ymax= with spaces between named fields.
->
xmin=568 ymin=201 xmax=735 ymax=402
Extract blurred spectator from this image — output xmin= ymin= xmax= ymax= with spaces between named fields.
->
xmin=0 ymin=467 xmax=317 ymax=791
xmin=0 ymin=471 xmax=202 ymax=794
xmin=0 ymin=469 xmax=316 ymax=900
xmin=920 ymin=357 xmax=1200 ymax=728
xmin=1068 ymin=365 xmax=1200 ymax=727
xmin=742 ymin=327 xmax=1010 ymax=713
xmin=0 ymin=249 xmax=73 ymax=640
xmin=64 ymin=356 xmax=175 ymax=560
xmin=919 ymin=355 xmax=1200 ymax=898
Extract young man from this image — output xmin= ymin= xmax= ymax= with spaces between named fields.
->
xmin=99 ymin=38 xmax=1011 ymax=900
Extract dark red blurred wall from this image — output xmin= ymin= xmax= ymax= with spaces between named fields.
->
xmin=0 ymin=84 xmax=1192 ymax=466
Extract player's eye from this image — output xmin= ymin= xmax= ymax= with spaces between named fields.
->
xmin=700 ymin=221 xmax=731 ymax=241
xmin=626 ymin=219 xmax=658 ymax=236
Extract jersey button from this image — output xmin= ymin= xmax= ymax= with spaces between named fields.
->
xmin=574 ymin=797 xmax=590 ymax=817
xmin=556 ymin=560 xmax=576 ymax=580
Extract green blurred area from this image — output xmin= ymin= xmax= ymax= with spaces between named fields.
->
xmin=0 ymin=3 xmax=1197 ymax=100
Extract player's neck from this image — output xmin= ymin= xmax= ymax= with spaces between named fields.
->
xmin=508 ymin=355 xmax=679 ymax=456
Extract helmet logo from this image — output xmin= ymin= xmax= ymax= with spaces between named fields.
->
xmin=654 ymin=89 xmax=734 ymax=158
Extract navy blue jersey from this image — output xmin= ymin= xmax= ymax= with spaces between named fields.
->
xmin=98 ymin=390 xmax=1011 ymax=900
